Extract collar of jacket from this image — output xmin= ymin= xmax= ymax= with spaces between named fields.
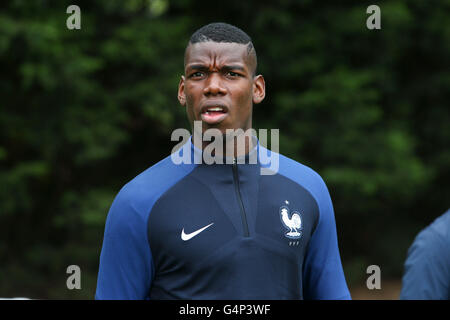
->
xmin=189 ymin=134 xmax=261 ymax=165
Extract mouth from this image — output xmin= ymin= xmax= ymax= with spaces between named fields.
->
xmin=200 ymin=104 xmax=229 ymax=125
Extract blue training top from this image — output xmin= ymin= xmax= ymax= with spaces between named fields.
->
xmin=400 ymin=209 xmax=450 ymax=300
xmin=95 ymin=137 xmax=351 ymax=300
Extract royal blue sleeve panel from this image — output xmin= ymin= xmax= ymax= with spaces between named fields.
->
xmin=400 ymin=212 xmax=450 ymax=300
xmin=276 ymin=154 xmax=350 ymax=300
xmin=301 ymin=174 xmax=350 ymax=300
xmin=95 ymin=155 xmax=196 ymax=300
xmin=95 ymin=185 xmax=153 ymax=300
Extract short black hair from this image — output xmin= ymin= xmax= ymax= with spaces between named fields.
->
xmin=186 ymin=22 xmax=257 ymax=74
xmin=189 ymin=22 xmax=255 ymax=53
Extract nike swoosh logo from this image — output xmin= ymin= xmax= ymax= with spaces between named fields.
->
xmin=181 ymin=223 xmax=214 ymax=241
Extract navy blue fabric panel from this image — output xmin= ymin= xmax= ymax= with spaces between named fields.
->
xmin=148 ymin=168 xmax=238 ymax=299
xmin=234 ymin=163 xmax=260 ymax=235
xmin=256 ymin=173 xmax=319 ymax=247
xmin=148 ymin=162 xmax=319 ymax=299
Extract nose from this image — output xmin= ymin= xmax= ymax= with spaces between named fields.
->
xmin=203 ymin=72 xmax=227 ymax=96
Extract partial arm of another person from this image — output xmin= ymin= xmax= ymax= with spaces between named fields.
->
xmin=400 ymin=226 xmax=449 ymax=300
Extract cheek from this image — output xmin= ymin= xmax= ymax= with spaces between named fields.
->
xmin=183 ymin=93 xmax=196 ymax=122
xmin=184 ymin=88 xmax=197 ymax=110
xmin=235 ymin=87 xmax=254 ymax=112
xmin=185 ymin=85 xmax=202 ymax=108
xmin=184 ymin=87 xmax=194 ymax=105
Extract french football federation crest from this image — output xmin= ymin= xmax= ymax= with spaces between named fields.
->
xmin=279 ymin=202 xmax=302 ymax=239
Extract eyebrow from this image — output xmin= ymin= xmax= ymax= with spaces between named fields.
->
xmin=186 ymin=64 xmax=246 ymax=72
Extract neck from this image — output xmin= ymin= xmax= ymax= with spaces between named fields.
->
xmin=192 ymin=129 xmax=256 ymax=158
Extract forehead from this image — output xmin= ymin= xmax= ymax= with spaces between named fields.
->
xmin=185 ymin=42 xmax=250 ymax=67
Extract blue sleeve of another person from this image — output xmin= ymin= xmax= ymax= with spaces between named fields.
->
xmin=400 ymin=211 xmax=450 ymax=300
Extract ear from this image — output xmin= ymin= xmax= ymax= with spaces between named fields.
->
xmin=178 ymin=75 xmax=186 ymax=106
xmin=252 ymin=75 xmax=265 ymax=104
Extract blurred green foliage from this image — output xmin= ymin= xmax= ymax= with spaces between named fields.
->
xmin=0 ymin=0 xmax=448 ymax=298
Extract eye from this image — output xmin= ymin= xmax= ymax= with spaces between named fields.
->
xmin=226 ymin=71 xmax=240 ymax=77
xmin=190 ymin=71 xmax=204 ymax=78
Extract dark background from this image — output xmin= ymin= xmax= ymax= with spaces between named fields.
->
xmin=0 ymin=0 xmax=448 ymax=299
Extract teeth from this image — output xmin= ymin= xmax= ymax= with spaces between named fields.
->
xmin=207 ymin=107 xmax=223 ymax=112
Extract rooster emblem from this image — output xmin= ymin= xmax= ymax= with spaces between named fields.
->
xmin=279 ymin=205 xmax=302 ymax=239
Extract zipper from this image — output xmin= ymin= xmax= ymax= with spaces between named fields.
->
xmin=232 ymin=158 xmax=250 ymax=237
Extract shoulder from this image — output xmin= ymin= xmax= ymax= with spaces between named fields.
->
xmin=412 ymin=210 xmax=450 ymax=254
xmin=427 ymin=209 xmax=450 ymax=241
xmin=279 ymin=153 xmax=327 ymax=191
xmin=261 ymin=146 xmax=331 ymax=207
xmin=404 ymin=210 xmax=450 ymax=274
xmin=110 ymin=155 xmax=196 ymax=222
xmin=401 ymin=210 xmax=450 ymax=299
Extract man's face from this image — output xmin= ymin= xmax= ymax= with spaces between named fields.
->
xmin=178 ymin=41 xmax=265 ymax=135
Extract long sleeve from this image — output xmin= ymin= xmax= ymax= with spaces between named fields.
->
xmin=302 ymin=175 xmax=351 ymax=300
xmin=95 ymin=187 xmax=154 ymax=300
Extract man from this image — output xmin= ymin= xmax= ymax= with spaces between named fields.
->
xmin=95 ymin=22 xmax=350 ymax=300
xmin=400 ymin=209 xmax=450 ymax=300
